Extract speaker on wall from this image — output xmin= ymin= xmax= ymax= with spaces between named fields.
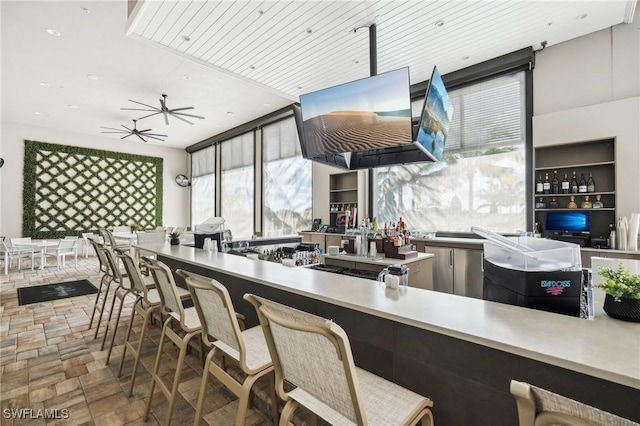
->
xmin=0 ymin=158 xmax=4 ymax=168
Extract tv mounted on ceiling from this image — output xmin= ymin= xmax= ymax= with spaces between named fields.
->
xmin=298 ymin=68 xmax=413 ymax=160
xmin=292 ymin=104 xmax=349 ymax=169
xmin=414 ymin=66 xmax=454 ymax=161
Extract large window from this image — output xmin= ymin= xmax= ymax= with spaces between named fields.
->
xmin=221 ymin=133 xmax=254 ymax=239
xmin=262 ymin=118 xmax=313 ymax=236
xmin=373 ymin=71 xmax=527 ymax=233
xmin=191 ymin=145 xmax=215 ymax=226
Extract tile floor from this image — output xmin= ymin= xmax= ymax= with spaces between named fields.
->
xmin=0 ymin=255 xmax=272 ymax=425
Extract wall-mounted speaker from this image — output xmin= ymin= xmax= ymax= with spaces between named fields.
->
xmin=0 ymin=158 xmax=4 ymax=168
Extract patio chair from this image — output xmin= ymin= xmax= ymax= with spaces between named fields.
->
xmin=43 ymin=238 xmax=78 ymax=270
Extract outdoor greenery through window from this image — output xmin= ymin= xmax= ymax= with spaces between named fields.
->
xmin=262 ymin=118 xmax=313 ymax=236
xmin=191 ymin=145 xmax=215 ymax=227
xmin=373 ymin=71 xmax=527 ymax=233
xmin=221 ymin=133 xmax=254 ymax=240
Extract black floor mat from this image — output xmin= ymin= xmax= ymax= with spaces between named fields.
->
xmin=17 ymin=279 xmax=98 ymax=305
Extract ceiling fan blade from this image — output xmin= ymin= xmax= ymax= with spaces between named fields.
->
xmin=121 ymin=125 xmax=134 ymax=132
xmin=163 ymin=111 xmax=169 ymax=125
xmin=100 ymin=126 xmax=125 ymax=131
xmin=142 ymin=132 xmax=168 ymax=137
xmin=168 ymin=106 xmax=194 ymax=112
xmin=144 ymin=135 xmax=166 ymax=141
xmin=121 ymin=134 xmax=133 ymax=139
xmin=172 ymin=111 xmax=205 ymax=120
xmin=168 ymin=114 xmax=195 ymax=125
xmin=139 ymin=128 xmax=153 ymax=133
xmin=127 ymin=99 xmax=160 ymax=110
xmin=121 ymin=108 xmax=158 ymax=113
xmin=137 ymin=111 xmax=162 ymax=120
xmin=136 ymin=134 xmax=147 ymax=143
xmin=101 ymin=131 xmax=128 ymax=134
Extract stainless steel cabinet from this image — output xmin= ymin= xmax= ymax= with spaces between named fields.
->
xmin=424 ymin=246 xmax=484 ymax=299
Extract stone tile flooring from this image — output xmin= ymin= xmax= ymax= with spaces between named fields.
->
xmin=0 ymin=256 xmax=271 ymax=425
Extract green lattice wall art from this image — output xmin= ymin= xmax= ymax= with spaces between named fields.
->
xmin=23 ymin=140 xmax=163 ymax=239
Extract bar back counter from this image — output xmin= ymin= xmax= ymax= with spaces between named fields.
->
xmin=137 ymin=244 xmax=640 ymax=425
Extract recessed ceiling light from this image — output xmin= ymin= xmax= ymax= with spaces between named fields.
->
xmin=249 ymin=65 xmax=256 ymax=70
xmin=435 ymin=20 xmax=444 ymax=27
xmin=46 ymin=28 xmax=61 ymax=36
xmin=82 ymin=7 xmax=90 ymax=14
xmin=68 ymin=105 xmax=79 ymax=109
xmin=263 ymin=103 xmax=271 ymax=107
xmin=39 ymin=82 xmax=50 ymax=87
xmin=216 ymin=124 xmax=222 ymax=128
xmin=353 ymin=59 xmax=360 ymax=64
xmin=297 ymin=86 xmax=303 ymax=90
xmin=547 ymin=21 xmax=553 ymax=27
xmin=462 ymin=56 xmax=470 ymax=60
xmin=34 ymin=111 xmax=43 ymax=115
xmin=86 ymin=74 xmax=99 ymax=80
xmin=258 ymin=9 xmax=264 ymax=16
xmin=182 ymin=35 xmax=191 ymax=42
xmin=226 ymin=112 xmax=234 ymax=116
xmin=181 ymin=75 xmax=191 ymax=80
xmin=576 ymin=13 xmax=588 ymax=20
xmin=306 ymin=28 xmax=313 ymax=35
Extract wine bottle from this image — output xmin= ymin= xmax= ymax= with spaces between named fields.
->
xmin=587 ymin=173 xmax=595 ymax=192
xmin=571 ymin=171 xmax=578 ymax=194
xmin=578 ymin=173 xmax=587 ymax=193
xmin=543 ymin=172 xmax=550 ymax=194
xmin=536 ymin=175 xmax=543 ymax=194
xmin=561 ymin=173 xmax=569 ymax=194
xmin=551 ymin=170 xmax=559 ymax=194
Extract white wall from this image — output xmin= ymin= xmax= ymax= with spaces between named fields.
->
xmin=0 ymin=121 xmax=189 ymax=239
xmin=533 ymin=3 xmax=640 ymax=219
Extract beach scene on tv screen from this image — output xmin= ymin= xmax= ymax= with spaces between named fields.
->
xmin=416 ymin=70 xmax=454 ymax=161
xmin=300 ymin=69 xmax=412 ymax=158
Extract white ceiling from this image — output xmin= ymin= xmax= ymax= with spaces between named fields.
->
xmin=2 ymin=0 xmax=636 ymax=150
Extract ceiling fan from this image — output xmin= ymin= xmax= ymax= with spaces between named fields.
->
xmin=100 ymin=119 xmax=167 ymax=143
xmin=121 ymin=93 xmax=204 ymax=125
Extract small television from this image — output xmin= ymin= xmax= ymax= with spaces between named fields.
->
xmin=414 ymin=66 xmax=454 ymax=161
xmin=298 ymin=68 xmax=413 ymax=159
xmin=292 ymin=104 xmax=349 ymax=169
xmin=545 ymin=211 xmax=590 ymax=235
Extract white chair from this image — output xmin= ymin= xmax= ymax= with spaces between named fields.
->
xmin=245 ymin=294 xmax=435 ymax=426
xmin=510 ymin=380 xmax=637 ymax=426
xmin=113 ymin=226 xmax=130 ymax=233
xmin=81 ymin=233 xmax=100 ymax=258
xmin=43 ymin=239 xmax=78 ymax=269
xmin=177 ymin=270 xmax=277 ymax=426
xmin=135 ymin=231 xmax=166 ymax=275
xmin=1 ymin=241 xmax=35 ymax=275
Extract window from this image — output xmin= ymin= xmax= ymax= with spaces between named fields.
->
xmin=191 ymin=145 xmax=215 ymax=226
xmin=262 ymin=118 xmax=313 ymax=237
xmin=221 ymin=133 xmax=254 ymax=239
xmin=373 ymin=71 xmax=527 ymax=233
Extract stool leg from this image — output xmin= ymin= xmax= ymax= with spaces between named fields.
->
xmin=193 ymin=348 xmax=216 ymax=424
xmin=117 ymin=298 xmax=139 ymax=377
xmin=105 ymin=290 xmax=130 ymax=365
xmin=127 ymin=306 xmax=155 ymax=397
xmin=101 ymin=286 xmax=122 ymax=350
xmin=164 ymin=331 xmax=199 ymax=426
xmin=144 ymin=316 xmax=171 ymax=422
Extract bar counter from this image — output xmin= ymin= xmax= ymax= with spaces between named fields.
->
xmin=137 ymin=243 xmax=640 ymax=425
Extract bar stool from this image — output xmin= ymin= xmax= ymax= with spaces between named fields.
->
xmin=177 ymin=269 xmax=278 ymax=426
xmin=510 ymin=380 xmax=638 ymax=426
xmin=115 ymin=253 xmax=190 ymax=397
xmin=143 ymin=258 xmax=203 ymax=426
xmin=245 ymin=294 xmax=435 ymax=426
xmin=89 ymin=241 xmax=117 ymax=339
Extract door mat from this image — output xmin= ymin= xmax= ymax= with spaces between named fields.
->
xmin=17 ymin=279 xmax=98 ymax=305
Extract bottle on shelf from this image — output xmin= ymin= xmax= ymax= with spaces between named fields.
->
xmin=609 ymin=223 xmax=616 ymax=250
xmin=533 ymin=222 xmax=542 ymax=238
xmin=549 ymin=197 xmax=559 ymax=209
xmin=581 ymin=195 xmax=592 ymax=209
xmin=536 ymin=175 xmax=544 ymax=194
xmin=587 ymin=173 xmax=596 ymax=192
xmin=398 ymin=217 xmax=405 ymax=231
xmin=578 ymin=173 xmax=587 ymax=193
xmin=592 ymin=194 xmax=604 ymax=209
xmin=571 ymin=171 xmax=579 ymax=194
xmin=543 ymin=172 xmax=551 ymax=194
xmin=567 ymin=196 xmax=578 ymax=209
xmin=535 ymin=197 xmax=546 ymax=209
xmin=551 ymin=170 xmax=559 ymax=194
xmin=561 ymin=173 xmax=570 ymax=194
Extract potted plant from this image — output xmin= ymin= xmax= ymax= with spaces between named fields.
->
xmin=169 ymin=231 xmax=180 ymax=246
xmin=596 ymin=263 xmax=640 ymax=322
xmin=129 ymin=222 xmax=141 ymax=233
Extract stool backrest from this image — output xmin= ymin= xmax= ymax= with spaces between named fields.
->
xmin=91 ymin=240 xmax=110 ymax=274
xmin=118 ymin=252 xmax=150 ymax=300
xmin=103 ymin=247 xmax=128 ymax=289
xmin=245 ymin=293 xmax=365 ymax=424
xmin=145 ymin=258 xmax=185 ymax=323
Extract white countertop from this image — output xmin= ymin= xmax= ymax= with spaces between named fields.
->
xmin=137 ymin=243 xmax=640 ymax=390
xmin=321 ymin=252 xmax=433 ymax=266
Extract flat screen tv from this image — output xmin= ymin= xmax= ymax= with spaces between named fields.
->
xmin=298 ymin=68 xmax=413 ymax=159
xmin=545 ymin=211 xmax=590 ymax=234
xmin=414 ymin=66 xmax=454 ymax=161
xmin=292 ymin=104 xmax=349 ymax=169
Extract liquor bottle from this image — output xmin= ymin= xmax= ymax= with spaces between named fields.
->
xmin=567 ymin=196 xmax=578 ymax=209
xmin=592 ymin=195 xmax=604 ymax=209
xmin=533 ymin=222 xmax=542 ymax=237
xmin=535 ymin=197 xmax=546 ymax=209
xmin=587 ymin=173 xmax=595 ymax=192
xmin=551 ymin=170 xmax=559 ymax=194
xmin=609 ymin=223 xmax=616 ymax=249
xmin=578 ymin=173 xmax=587 ymax=193
xmin=549 ymin=197 xmax=559 ymax=209
xmin=561 ymin=173 xmax=570 ymax=194
xmin=536 ymin=175 xmax=544 ymax=194
xmin=543 ymin=172 xmax=551 ymax=194
xmin=571 ymin=171 xmax=578 ymax=194
xmin=581 ymin=195 xmax=592 ymax=209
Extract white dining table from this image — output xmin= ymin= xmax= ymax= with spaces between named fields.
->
xmin=14 ymin=239 xmax=60 ymax=270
